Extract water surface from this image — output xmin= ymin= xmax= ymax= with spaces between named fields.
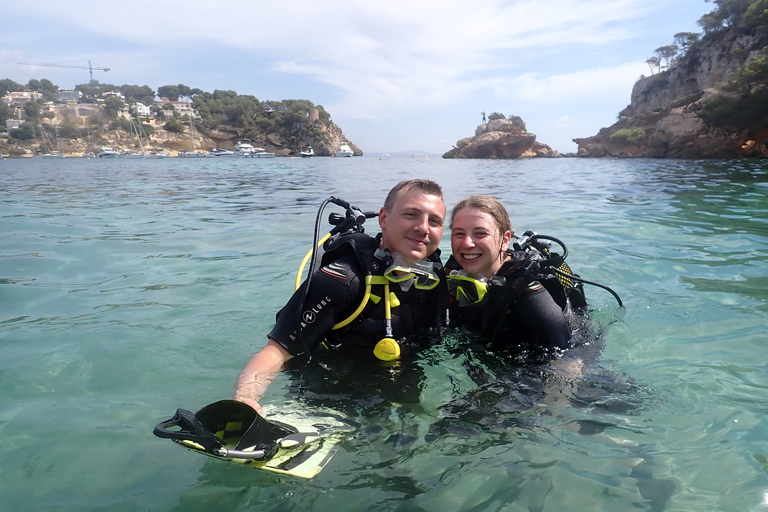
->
xmin=1 ymin=156 xmax=767 ymax=511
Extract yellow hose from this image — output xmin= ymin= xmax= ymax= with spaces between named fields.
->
xmin=295 ymin=233 xmax=331 ymax=291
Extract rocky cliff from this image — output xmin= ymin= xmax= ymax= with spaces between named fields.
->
xmin=574 ymin=28 xmax=768 ymax=158
xmin=443 ymin=119 xmax=560 ymax=159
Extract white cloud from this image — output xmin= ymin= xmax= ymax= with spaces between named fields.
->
xmin=3 ymin=0 xmax=706 ymax=152
xmin=494 ymin=62 xmax=645 ymax=106
xmin=7 ymin=0 xmax=666 ymax=113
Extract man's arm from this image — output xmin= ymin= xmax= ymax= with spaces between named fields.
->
xmin=234 ymin=252 xmax=363 ymax=413
xmin=234 ymin=339 xmax=293 ymax=414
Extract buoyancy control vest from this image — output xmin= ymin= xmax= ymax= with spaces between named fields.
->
xmin=316 ymin=231 xmax=447 ymax=353
xmin=444 ymin=231 xmax=588 ymax=351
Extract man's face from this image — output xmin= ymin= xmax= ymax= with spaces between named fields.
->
xmin=378 ymin=188 xmax=445 ymax=262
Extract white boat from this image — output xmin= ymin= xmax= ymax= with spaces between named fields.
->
xmin=178 ymin=150 xmax=206 ymax=158
xmin=252 ymin=148 xmax=275 ymax=158
xmin=206 ymin=148 xmax=234 ymax=157
xmin=120 ymin=149 xmax=144 ymax=159
xmin=300 ymin=146 xmax=314 ymax=158
xmin=84 ymin=123 xmax=95 ymax=159
xmin=98 ymin=146 xmax=119 ymax=158
xmin=234 ymin=139 xmax=255 ymax=157
xmin=336 ymin=143 xmax=353 ymax=157
xmin=122 ymin=119 xmax=169 ymax=158
xmin=40 ymin=124 xmax=65 ymax=158
xmin=179 ymin=118 xmax=206 ymax=158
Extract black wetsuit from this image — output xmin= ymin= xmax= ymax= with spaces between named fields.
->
xmin=269 ymin=232 xmax=445 ymax=358
xmin=446 ymin=254 xmax=574 ymax=356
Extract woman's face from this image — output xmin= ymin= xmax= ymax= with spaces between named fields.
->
xmin=451 ymin=207 xmax=511 ymax=278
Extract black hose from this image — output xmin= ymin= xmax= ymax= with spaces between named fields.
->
xmin=551 ymin=267 xmax=624 ymax=308
xmin=295 ymin=197 xmax=334 ymax=359
xmin=532 ymin=234 xmax=568 ymax=263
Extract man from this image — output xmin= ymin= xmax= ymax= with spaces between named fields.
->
xmin=235 ymin=179 xmax=446 ymax=413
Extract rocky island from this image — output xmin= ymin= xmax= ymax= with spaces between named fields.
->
xmin=442 ymin=116 xmax=559 ymax=159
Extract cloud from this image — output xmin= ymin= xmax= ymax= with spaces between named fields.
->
xmin=494 ymin=61 xmax=644 ymax=106
xmin=4 ymin=0 xmax=701 ymax=153
xmin=6 ymin=0 xmax=665 ymax=113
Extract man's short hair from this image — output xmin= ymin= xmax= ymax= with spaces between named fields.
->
xmin=383 ymin=179 xmax=443 ymax=211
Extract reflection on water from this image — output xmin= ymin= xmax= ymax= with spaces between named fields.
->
xmin=1 ymin=157 xmax=767 ymax=511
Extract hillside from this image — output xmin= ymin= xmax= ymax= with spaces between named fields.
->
xmin=0 ymin=81 xmax=361 ymax=157
xmin=575 ymin=0 xmax=768 ymax=158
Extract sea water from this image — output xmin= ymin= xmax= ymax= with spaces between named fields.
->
xmin=1 ymin=155 xmax=767 ymax=511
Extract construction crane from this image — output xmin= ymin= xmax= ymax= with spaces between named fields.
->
xmin=17 ymin=60 xmax=110 ymax=85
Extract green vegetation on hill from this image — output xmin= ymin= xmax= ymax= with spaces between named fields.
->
xmin=639 ymin=0 xmax=768 ymax=134
xmin=1 ymin=77 xmax=334 ymax=149
xmin=609 ymin=128 xmax=647 ymax=145
xmin=696 ymin=0 xmax=768 ymax=132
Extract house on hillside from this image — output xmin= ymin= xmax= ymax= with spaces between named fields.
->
xmin=1 ymin=91 xmax=44 ymax=106
xmin=102 ymin=91 xmax=126 ymax=101
xmin=156 ymin=97 xmax=200 ymax=120
xmin=57 ymin=90 xmax=82 ymax=102
xmin=131 ymin=102 xmax=152 ymax=117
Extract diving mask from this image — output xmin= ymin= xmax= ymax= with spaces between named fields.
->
xmin=447 ymin=270 xmax=489 ymax=306
xmin=382 ymin=252 xmax=441 ymax=291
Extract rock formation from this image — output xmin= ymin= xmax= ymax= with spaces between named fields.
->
xmin=443 ymin=118 xmax=560 ymax=159
xmin=574 ymin=28 xmax=768 ymax=158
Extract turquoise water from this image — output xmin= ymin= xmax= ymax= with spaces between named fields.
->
xmin=1 ymin=156 xmax=767 ymax=511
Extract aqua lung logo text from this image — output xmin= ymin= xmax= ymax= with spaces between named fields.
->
xmin=289 ymin=296 xmax=332 ymax=342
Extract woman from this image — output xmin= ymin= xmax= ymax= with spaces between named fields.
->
xmin=446 ymin=195 xmax=578 ymax=357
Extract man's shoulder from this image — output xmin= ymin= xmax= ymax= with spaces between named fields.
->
xmin=320 ymin=231 xmax=380 ymax=275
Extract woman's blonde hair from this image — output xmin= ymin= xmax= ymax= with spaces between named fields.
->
xmin=450 ymin=195 xmax=513 ymax=239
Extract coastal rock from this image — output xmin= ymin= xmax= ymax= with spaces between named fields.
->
xmin=444 ymin=119 xmax=560 ymax=159
xmin=574 ymin=28 xmax=768 ymax=159
xmin=2 ymin=116 xmax=361 ymax=158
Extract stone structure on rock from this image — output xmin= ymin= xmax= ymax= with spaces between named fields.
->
xmin=574 ymin=29 xmax=768 ymax=159
xmin=443 ymin=118 xmax=560 ymax=159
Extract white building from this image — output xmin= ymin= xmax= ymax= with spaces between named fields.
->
xmin=156 ymin=97 xmax=201 ymax=120
xmin=102 ymin=91 xmax=126 ymax=101
xmin=131 ymin=102 xmax=152 ymax=117
xmin=2 ymin=91 xmax=43 ymax=106
xmin=57 ymin=90 xmax=82 ymax=102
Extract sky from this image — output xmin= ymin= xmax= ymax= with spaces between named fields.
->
xmin=1 ymin=0 xmax=710 ymax=155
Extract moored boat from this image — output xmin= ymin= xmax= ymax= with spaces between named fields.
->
xmin=234 ymin=139 xmax=255 ymax=157
xmin=300 ymin=146 xmax=314 ymax=158
xmin=119 ymin=149 xmax=144 ymax=159
xmin=206 ymin=148 xmax=235 ymax=157
xmin=98 ymin=147 xmax=119 ymax=158
xmin=252 ymin=148 xmax=275 ymax=158
xmin=336 ymin=143 xmax=353 ymax=157
xmin=178 ymin=150 xmax=206 ymax=158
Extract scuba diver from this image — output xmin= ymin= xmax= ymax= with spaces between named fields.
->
xmin=234 ymin=179 xmax=448 ymax=414
xmin=446 ymin=195 xmax=622 ymax=359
